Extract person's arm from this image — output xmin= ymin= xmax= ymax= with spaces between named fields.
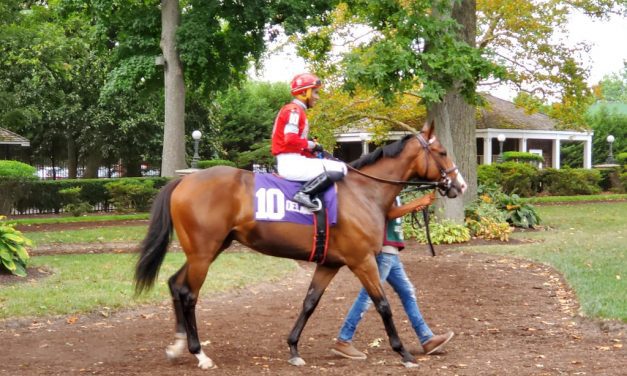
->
xmin=386 ymin=192 xmax=436 ymax=220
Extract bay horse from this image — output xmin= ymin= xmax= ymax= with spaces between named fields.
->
xmin=135 ymin=121 xmax=466 ymax=369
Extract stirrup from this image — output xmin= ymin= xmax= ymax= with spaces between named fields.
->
xmin=310 ymin=198 xmax=323 ymax=212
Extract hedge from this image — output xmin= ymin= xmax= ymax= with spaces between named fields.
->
xmin=502 ymin=151 xmax=544 ymax=163
xmin=197 ymin=159 xmax=237 ymax=169
xmin=539 ymin=168 xmax=601 ymax=196
xmin=3 ymin=177 xmax=170 ymax=215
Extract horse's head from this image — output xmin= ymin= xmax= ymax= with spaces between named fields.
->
xmin=413 ymin=121 xmax=467 ymax=198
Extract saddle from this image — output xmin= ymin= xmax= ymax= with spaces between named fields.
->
xmin=253 ymin=173 xmax=337 ymax=264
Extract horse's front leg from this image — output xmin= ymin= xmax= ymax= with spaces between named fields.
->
xmin=352 ymin=257 xmax=417 ymax=367
xmin=287 ymin=264 xmax=339 ymax=366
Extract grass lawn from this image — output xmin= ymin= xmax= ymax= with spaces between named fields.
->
xmin=26 ymin=225 xmax=148 ymax=245
xmin=463 ymin=201 xmax=626 ymax=322
xmin=0 ymin=252 xmax=295 ymax=320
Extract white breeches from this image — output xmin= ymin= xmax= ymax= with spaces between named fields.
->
xmin=276 ymin=153 xmax=347 ymax=181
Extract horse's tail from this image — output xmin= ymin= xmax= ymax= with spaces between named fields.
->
xmin=135 ymin=178 xmax=182 ymax=294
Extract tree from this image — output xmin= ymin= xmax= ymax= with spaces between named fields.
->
xmin=296 ymin=0 xmax=624 ymax=221
xmin=213 ymin=81 xmax=291 ymax=162
xmin=86 ymin=0 xmax=340 ymax=176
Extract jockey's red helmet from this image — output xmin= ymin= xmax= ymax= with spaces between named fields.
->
xmin=290 ymin=73 xmax=322 ymax=96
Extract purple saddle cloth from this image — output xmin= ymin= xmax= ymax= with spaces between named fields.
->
xmin=254 ymin=173 xmax=338 ymax=225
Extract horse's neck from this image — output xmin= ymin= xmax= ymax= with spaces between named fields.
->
xmin=346 ymin=143 xmax=419 ymax=213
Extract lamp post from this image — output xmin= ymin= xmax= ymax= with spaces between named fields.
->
xmin=497 ymin=133 xmax=506 ymax=163
xmin=605 ymin=134 xmax=616 ymax=164
xmin=191 ymin=130 xmax=202 ymax=169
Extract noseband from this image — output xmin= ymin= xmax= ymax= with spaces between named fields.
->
xmin=416 ymin=134 xmax=458 ymax=196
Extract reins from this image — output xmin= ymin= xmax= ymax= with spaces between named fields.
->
xmin=346 ymin=164 xmax=440 ymax=190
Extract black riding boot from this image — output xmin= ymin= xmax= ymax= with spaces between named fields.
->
xmin=292 ymin=171 xmax=343 ymax=211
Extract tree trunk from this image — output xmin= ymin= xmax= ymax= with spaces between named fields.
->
xmin=67 ymin=135 xmax=78 ymax=179
xmin=427 ymin=0 xmax=477 ymax=223
xmin=84 ymin=151 xmax=100 ymax=179
xmin=160 ymin=0 xmax=187 ymax=177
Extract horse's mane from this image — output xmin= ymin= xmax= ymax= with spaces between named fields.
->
xmin=349 ymin=134 xmax=415 ymax=169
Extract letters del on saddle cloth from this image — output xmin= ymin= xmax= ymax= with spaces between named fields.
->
xmin=254 ymin=173 xmax=338 ymax=263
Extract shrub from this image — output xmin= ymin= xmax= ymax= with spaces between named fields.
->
xmin=0 ymin=161 xmax=38 ymax=215
xmin=466 ymin=217 xmax=512 ymax=241
xmin=477 ymin=164 xmax=501 ymax=187
xmin=105 ymin=179 xmax=158 ymax=213
xmin=197 ymin=159 xmax=237 ymax=169
xmin=471 ymin=184 xmax=541 ymax=229
xmin=0 ymin=160 xmax=36 ymax=178
xmin=502 ymin=151 xmax=544 ymax=163
xmin=404 ymin=218 xmax=471 ymax=245
xmin=498 ymin=193 xmax=541 ymax=228
xmin=539 ymin=168 xmax=601 ymax=195
xmin=620 ymin=171 xmax=627 ymax=191
xmin=495 ymin=162 xmax=539 ymax=197
xmin=59 ymin=187 xmax=92 ymax=216
xmin=616 ymin=152 xmax=627 ymax=165
xmin=0 ymin=216 xmax=31 ymax=277
xmin=10 ymin=177 xmax=169 ymax=214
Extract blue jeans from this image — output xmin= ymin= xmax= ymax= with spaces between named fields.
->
xmin=337 ymin=252 xmax=434 ymax=344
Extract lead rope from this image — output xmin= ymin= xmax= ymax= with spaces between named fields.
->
xmin=410 ymin=206 xmax=436 ymax=257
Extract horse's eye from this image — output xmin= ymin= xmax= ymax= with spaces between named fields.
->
xmin=439 ymin=151 xmax=447 ymax=157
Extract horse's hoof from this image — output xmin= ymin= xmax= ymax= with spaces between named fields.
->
xmin=401 ymin=360 xmax=419 ymax=368
xmin=196 ymin=351 xmax=216 ymax=370
xmin=288 ymin=357 xmax=306 ymax=366
xmin=198 ymin=357 xmax=216 ymax=370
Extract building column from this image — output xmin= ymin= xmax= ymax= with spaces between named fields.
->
xmin=361 ymin=139 xmax=369 ymax=156
xmin=552 ymin=138 xmax=561 ymax=169
xmin=483 ymin=137 xmax=492 ymax=165
xmin=583 ymin=137 xmax=592 ymax=169
xmin=520 ymin=137 xmax=527 ymax=152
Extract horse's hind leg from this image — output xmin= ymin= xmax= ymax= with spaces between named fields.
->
xmin=287 ymin=264 xmax=339 ymax=366
xmin=172 ymin=236 xmax=227 ymax=370
xmin=165 ymin=263 xmax=189 ymax=360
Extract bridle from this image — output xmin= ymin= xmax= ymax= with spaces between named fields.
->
xmin=345 ymin=133 xmax=460 ymax=196
xmin=415 ymin=133 xmax=459 ymax=197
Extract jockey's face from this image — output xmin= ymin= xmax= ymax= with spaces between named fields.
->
xmin=308 ymin=87 xmax=320 ymax=108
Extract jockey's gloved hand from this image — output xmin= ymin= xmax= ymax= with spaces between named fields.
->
xmin=312 ymin=143 xmax=324 ymax=153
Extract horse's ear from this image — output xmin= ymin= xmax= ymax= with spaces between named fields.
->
xmin=421 ymin=120 xmax=435 ymax=139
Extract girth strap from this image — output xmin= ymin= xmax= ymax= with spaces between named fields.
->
xmin=309 ymin=196 xmax=330 ymax=264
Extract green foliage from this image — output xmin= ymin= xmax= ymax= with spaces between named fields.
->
xmin=214 ymin=81 xmax=291 ymax=161
xmin=499 ymin=193 xmax=541 ymax=229
xmin=235 ymin=142 xmax=275 ymax=171
xmin=620 ymin=172 xmax=627 ymax=191
xmin=477 ymin=164 xmax=502 ymax=187
xmin=466 ymin=217 xmax=512 ymax=241
xmin=403 ymin=219 xmax=471 ymax=245
xmin=495 ymin=162 xmax=539 ymax=197
xmin=336 ymin=1 xmax=500 ymax=105
xmin=105 ymin=179 xmax=158 ymax=213
xmin=0 ymin=160 xmax=36 ymax=178
xmin=59 ymin=187 xmax=92 ymax=217
xmin=502 ymin=151 xmax=544 ymax=163
xmin=0 ymin=216 xmax=31 ymax=277
xmin=471 ymin=184 xmax=541 ymax=229
xmin=10 ymin=177 xmax=169 ymax=215
xmin=586 ymin=104 xmax=627 ymax=165
xmin=0 ymin=162 xmax=38 ymax=214
xmin=616 ymin=152 xmax=627 ymax=165
xmin=539 ymin=168 xmax=601 ymax=196
xmin=197 ymin=159 xmax=237 ymax=169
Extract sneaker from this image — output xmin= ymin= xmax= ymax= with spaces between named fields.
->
xmin=422 ymin=331 xmax=454 ymax=355
xmin=330 ymin=340 xmax=367 ymax=360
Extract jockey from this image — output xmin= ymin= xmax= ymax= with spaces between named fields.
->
xmin=271 ymin=73 xmax=347 ymax=210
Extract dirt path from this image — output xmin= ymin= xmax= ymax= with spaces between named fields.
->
xmin=1 ymin=246 xmax=625 ymax=376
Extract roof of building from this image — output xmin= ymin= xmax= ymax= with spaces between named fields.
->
xmin=477 ymin=94 xmax=558 ymax=131
xmin=0 ymin=127 xmax=30 ymax=145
